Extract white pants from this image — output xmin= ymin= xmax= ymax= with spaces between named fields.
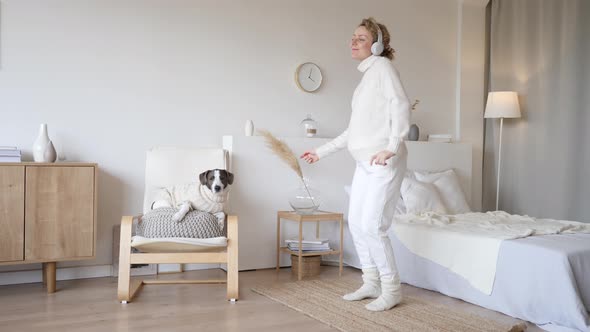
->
xmin=348 ymin=145 xmax=407 ymax=279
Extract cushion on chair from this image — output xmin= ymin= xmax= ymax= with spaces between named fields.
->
xmin=137 ymin=208 xmax=224 ymax=238
xmin=130 ymin=236 xmax=227 ymax=253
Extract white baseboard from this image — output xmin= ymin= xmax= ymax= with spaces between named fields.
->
xmin=158 ymin=263 xmax=221 ymax=273
xmin=183 ymin=263 xmax=220 ymax=271
xmin=0 ymin=265 xmax=113 ymax=286
xmin=320 ymin=259 xmax=353 ymax=268
xmin=0 ymin=263 xmax=224 ymax=286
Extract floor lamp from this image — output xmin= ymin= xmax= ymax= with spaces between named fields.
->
xmin=484 ymin=91 xmax=521 ymax=211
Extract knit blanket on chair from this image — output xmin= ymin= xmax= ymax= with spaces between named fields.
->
xmin=137 ymin=208 xmax=224 ymax=238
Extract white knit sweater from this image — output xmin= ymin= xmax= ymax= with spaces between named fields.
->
xmin=153 ymin=183 xmax=227 ymax=214
xmin=315 ymin=55 xmax=411 ymax=161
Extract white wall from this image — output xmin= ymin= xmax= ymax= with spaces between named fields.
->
xmin=0 ymin=0 xmax=487 ymax=275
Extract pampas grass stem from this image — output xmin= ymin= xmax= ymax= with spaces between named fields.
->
xmin=258 ymin=129 xmax=317 ymax=209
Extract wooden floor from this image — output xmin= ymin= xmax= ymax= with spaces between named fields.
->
xmin=0 ymin=266 xmax=541 ymax=332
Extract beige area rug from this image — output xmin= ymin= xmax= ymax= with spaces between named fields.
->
xmin=251 ymin=278 xmax=526 ymax=332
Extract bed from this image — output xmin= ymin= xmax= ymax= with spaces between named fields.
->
xmin=333 ymin=142 xmax=590 ymax=332
xmin=390 ymin=213 xmax=590 ymax=332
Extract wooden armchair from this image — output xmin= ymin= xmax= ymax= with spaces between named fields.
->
xmin=117 ymin=147 xmax=238 ymax=303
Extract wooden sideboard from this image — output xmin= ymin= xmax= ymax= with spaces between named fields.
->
xmin=0 ymin=163 xmax=97 ymax=293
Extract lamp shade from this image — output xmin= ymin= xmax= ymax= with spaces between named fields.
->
xmin=484 ymin=91 xmax=521 ymax=118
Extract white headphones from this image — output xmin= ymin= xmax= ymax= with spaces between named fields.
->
xmin=370 ymin=21 xmax=384 ymax=56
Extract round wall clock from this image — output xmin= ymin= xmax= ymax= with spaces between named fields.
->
xmin=295 ymin=62 xmax=323 ymax=92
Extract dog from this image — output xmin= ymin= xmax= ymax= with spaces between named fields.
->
xmin=151 ymin=169 xmax=234 ymax=227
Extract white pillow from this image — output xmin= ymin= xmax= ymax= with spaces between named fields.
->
xmin=413 ymin=169 xmax=447 ymax=182
xmin=404 ymin=169 xmax=416 ymax=180
xmin=344 ymin=185 xmax=406 ymax=215
xmin=401 ymin=177 xmax=448 ymax=215
xmin=394 ymin=197 xmax=406 ymax=215
xmin=413 ymin=169 xmax=471 ymax=214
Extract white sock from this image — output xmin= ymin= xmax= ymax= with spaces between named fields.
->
xmin=343 ymin=267 xmax=381 ymax=301
xmin=365 ymin=276 xmax=402 ymax=311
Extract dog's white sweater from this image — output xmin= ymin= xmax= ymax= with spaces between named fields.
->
xmin=315 ymin=55 xmax=411 ymax=162
xmin=153 ymin=183 xmax=226 ymax=214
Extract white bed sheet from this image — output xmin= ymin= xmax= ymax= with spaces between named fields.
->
xmin=390 ymin=231 xmax=590 ymax=332
xmin=392 ymin=211 xmax=590 ymax=294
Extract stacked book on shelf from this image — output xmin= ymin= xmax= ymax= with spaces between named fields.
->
xmin=0 ymin=146 xmax=21 ymax=162
xmin=285 ymin=238 xmax=331 ymax=252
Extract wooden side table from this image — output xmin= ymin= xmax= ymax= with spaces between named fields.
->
xmin=276 ymin=210 xmax=344 ymax=280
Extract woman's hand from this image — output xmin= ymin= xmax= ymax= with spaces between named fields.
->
xmin=300 ymin=150 xmax=319 ymax=164
xmin=370 ymin=150 xmax=395 ymax=166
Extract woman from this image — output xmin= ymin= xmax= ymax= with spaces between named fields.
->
xmin=300 ymin=17 xmax=410 ymax=312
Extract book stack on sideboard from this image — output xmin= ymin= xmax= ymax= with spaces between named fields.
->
xmin=0 ymin=146 xmax=22 ymax=162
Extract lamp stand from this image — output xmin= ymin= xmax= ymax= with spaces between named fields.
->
xmin=495 ymin=117 xmax=504 ymax=211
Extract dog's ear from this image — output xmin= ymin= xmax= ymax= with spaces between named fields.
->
xmin=199 ymin=170 xmax=209 ymax=186
xmin=227 ymin=171 xmax=234 ymax=185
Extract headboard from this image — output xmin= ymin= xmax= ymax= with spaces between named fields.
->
xmin=406 ymin=142 xmax=473 ymax=205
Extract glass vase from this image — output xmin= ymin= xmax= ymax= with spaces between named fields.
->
xmin=300 ymin=114 xmax=318 ymax=138
xmin=289 ymin=179 xmax=322 ymax=215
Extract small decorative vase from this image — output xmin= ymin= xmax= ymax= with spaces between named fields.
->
xmin=43 ymin=140 xmax=57 ymax=163
xmin=288 ymin=179 xmax=322 ymax=215
xmin=244 ymin=120 xmax=254 ymax=136
xmin=33 ymin=124 xmax=50 ymax=162
xmin=408 ymin=124 xmax=420 ymax=141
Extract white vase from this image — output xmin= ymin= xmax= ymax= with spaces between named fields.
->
xmin=33 ymin=124 xmax=50 ymax=162
xmin=43 ymin=140 xmax=57 ymax=163
xmin=244 ymin=120 xmax=254 ymax=136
